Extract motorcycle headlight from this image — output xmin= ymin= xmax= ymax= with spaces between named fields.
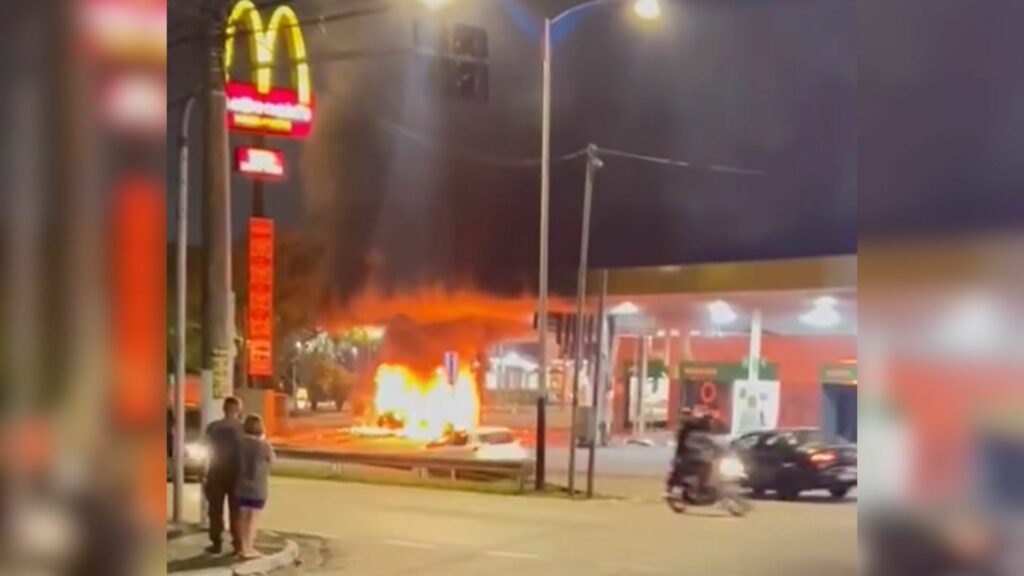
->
xmin=718 ymin=456 xmax=746 ymax=478
xmin=185 ymin=443 xmax=210 ymax=462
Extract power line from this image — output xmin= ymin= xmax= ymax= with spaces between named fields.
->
xmin=377 ymin=118 xmax=588 ymax=167
xmin=596 ymin=147 xmax=765 ymax=176
xmin=377 ymin=120 xmax=766 ymax=176
xmin=170 ymin=1 xmax=398 ymax=51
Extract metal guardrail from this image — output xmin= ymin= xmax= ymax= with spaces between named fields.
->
xmin=274 ymin=446 xmax=537 ymax=493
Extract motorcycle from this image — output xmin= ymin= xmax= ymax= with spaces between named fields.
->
xmin=665 ymin=452 xmax=752 ymax=517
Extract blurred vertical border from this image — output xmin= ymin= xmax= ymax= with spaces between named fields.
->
xmin=0 ymin=0 xmax=166 ymax=574
xmin=860 ymin=1 xmax=1024 ymax=575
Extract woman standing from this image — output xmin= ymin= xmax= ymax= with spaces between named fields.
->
xmin=235 ymin=414 xmax=275 ymax=559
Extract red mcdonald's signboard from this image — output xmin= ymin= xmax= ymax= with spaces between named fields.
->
xmin=235 ymin=146 xmax=285 ymax=180
xmin=248 ymin=218 xmax=274 ymax=377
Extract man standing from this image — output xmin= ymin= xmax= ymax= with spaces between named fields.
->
xmin=204 ymin=396 xmax=244 ymax=554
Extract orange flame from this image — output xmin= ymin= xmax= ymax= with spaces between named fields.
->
xmin=372 ymin=363 xmax=480 ymax=442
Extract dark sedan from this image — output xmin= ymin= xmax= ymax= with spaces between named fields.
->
xmin=732 ymin=428 xmax=857 ymax=500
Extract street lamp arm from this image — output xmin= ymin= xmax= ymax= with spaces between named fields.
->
xmin=179 ymin=93 xmax=197 ymax=147
xmin=550 ymin=0 xmax=624 ymax=25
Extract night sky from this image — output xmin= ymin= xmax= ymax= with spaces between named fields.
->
xmin=860 ymin=0 xmax=1024 ymax=239
xmin=169 ymin=0 xmax=1024 ymax=299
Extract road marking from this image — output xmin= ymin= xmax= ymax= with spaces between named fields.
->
xmin=630 ymin=566 xmax=668 ymax=573
xmin=603 ymin=563 xmax=668 ymax=574
xmin=380 ymin=539 xmax=437 ymax=550
xmin=485 ymin=550 xmax=541 ymax=560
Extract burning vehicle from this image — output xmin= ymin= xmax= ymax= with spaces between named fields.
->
xmin=369 ymin=362 xmax=480 ymax=442
xmin=328 ymin=288 xmax=544 ymax=446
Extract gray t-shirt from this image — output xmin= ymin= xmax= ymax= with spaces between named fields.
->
xmin=236 ymin=436 xmax=275 ymax=501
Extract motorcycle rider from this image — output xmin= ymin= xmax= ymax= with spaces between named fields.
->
xmin=672 ymin=406 xmax=720 ymax=494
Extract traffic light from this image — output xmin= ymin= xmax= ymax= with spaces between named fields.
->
xmin=451 ymin=24 xmax=488 ymax=59
xmin=414 ymin=20 xmax=489 ymax=102
xmin=448 ymin=24 xmax=488 ymax=101
xmin=447 ymin=60 xmax=489 ymax=101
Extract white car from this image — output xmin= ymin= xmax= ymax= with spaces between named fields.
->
xmin=429 ymin=427 xmax=529 ymax=461
xmin=167 ymin=406 xmax=210 ymax=482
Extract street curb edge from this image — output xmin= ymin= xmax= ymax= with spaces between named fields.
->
xmin=233 ymin=540 xmax=300 ymax=576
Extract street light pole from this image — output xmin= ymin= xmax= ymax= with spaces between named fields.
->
xmin=534 ymin=0 xmax=658 ymax=492
xmin=568 ymin=144 xmax=601 ymax=496
xmin=535 ymin=16 xmax=552 ymax=492
xmin=173 ymin=93 xmax=197 ymax=525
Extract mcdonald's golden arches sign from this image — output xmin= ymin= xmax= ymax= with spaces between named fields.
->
xmin=224 ymin=0 xmax=314 ymax=138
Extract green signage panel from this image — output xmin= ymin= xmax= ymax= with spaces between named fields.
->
xmin=820 ymin=363 xmax=858 ymax=385
xmin=679 ymin=361 xmax=778 ymax=382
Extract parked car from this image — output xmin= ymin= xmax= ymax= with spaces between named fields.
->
xmin=166 ymin=405 xmax=210 ymax=482
xmin=732 ymin=427 xmax=857 ymax=500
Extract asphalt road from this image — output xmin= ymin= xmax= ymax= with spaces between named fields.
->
xmin=173 ymin=477 xmax=857 ymax=575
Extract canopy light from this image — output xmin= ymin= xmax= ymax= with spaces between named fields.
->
xmin=493 ymin=351 xmax=537 ymax=372
xmin=707 ymin=300 xmax=737 ymax=325
xmin=801 ymin=296 xmax=841 ymax=328
xmin=610 ymin=302 xmax=641 ymax=316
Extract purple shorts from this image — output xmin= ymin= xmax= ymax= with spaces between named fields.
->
xmin=238 ymin=498 xmax=266 ymax=510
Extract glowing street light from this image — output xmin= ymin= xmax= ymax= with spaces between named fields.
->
xmin=633 ymin=0 xmax=662 ymax=20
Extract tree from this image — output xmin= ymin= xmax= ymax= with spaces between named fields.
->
xmin=273 ymin=231 xmax=331 ymax=372
xmin=299 ymin=349 xmax=354 ymax=411
xmin=166 ymin=243 xmax=204 ymax=375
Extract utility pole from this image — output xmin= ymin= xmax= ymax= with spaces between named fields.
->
xmin=586 ymin=270 xmax=609 ymax=498
xmin=173 ymin=94 xmax=197 ymax=525
xmin=636 ymin=332 xmax=649 ymax=436
xmin=201 ymin=0 xmax=234 ymax=426
xmin=568 ymin=144 xmax=601 ymax=496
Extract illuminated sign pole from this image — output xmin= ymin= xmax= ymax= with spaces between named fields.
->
xmin=224 ymin=0 xmax=315 ymax=387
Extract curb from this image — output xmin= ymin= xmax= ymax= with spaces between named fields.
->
xmin=170 ymin=539 xmax=300 ymax=576
xmin=233 ymin=540 xmax=300 ymax=576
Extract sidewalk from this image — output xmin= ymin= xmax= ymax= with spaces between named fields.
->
xmin=167 ymin=524 xmax=300 ymax=575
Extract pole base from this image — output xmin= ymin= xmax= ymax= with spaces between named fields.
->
xmin=534 ymin=396 xmax=547 ymax=491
